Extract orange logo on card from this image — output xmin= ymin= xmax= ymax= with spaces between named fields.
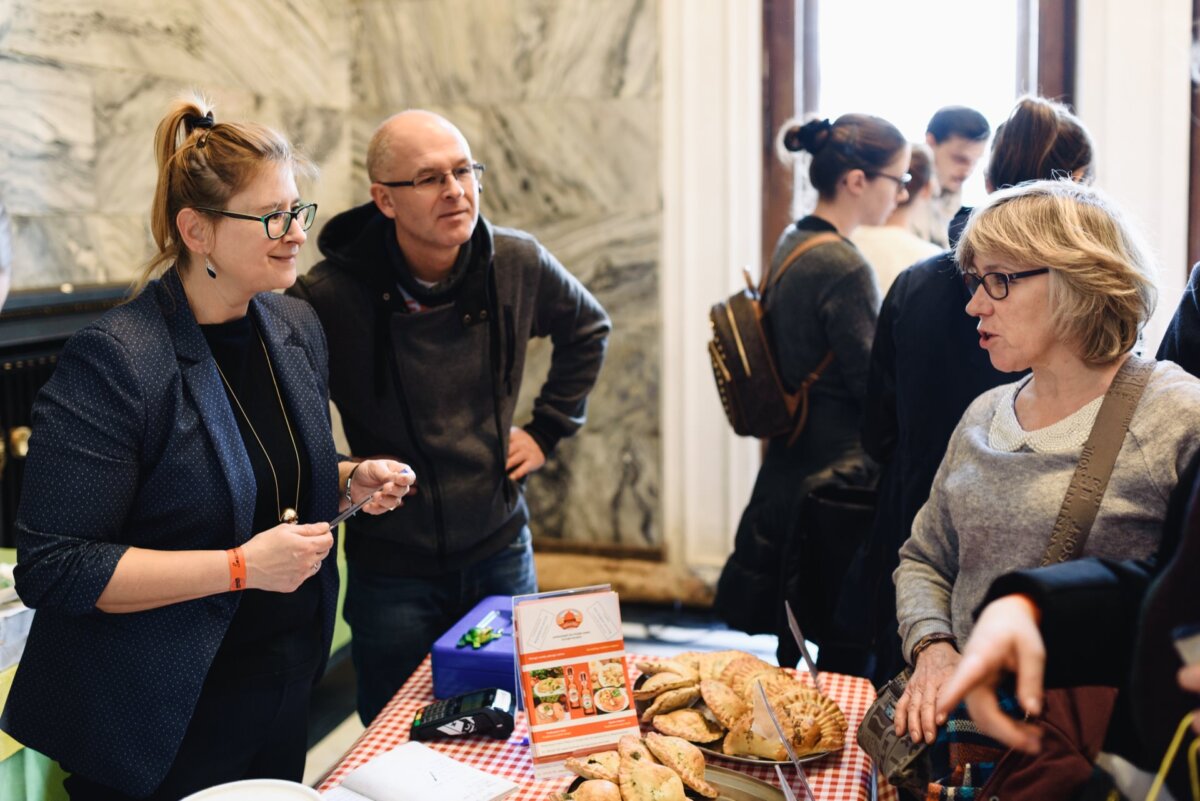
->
xmin=555 ymin=609 xmax=583 ymax=629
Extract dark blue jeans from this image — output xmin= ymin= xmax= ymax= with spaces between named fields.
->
xmin=344 ymin=527 xmax=537 ymax=725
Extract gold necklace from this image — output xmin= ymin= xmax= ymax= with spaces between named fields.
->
xmin=212 ymin=332 xmax=302 ymax=524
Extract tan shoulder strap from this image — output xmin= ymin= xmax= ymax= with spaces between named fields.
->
xmin=1041 ymin=355 xmax=1157 ymax=565
xmin=758 ymin=232 xmax=843 ymax=296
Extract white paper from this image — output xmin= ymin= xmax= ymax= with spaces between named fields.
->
xmin=324 ymin=742 xmax=516 ymax=801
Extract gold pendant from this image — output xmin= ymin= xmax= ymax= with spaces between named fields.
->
xmin=280 ymin=508 xmax=299 ymax=524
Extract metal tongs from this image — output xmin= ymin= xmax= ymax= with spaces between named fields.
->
xmin=785 ymin=600 xmax=824 ymax=695
xmin=756 ymin=680 xmax=819 ymax=801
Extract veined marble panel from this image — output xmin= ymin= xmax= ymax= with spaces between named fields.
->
xmin=90 ymin=73 xmax=352 ymax=275
xmin=351 ymin=0 xmax=658 ymax=109
xmin=11 ymin=214 xmax=150 ymax=289
xmin=0 ymin=57 xmax=95 ymax=215
xmin=5 ymin=0 xmax=349 ymax=109
xmin=516 ymin=209 xmax=662 ymax=547
xmin=350 ymin=100 xmax=660 ymax=225
xmin=94 ymin=77 xmax=260 ymax=217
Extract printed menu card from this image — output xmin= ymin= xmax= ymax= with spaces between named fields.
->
xmin=512 ymin=586 xmax=640 ymax=779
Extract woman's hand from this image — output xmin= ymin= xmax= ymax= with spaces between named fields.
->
xmin=242 ymin=522 xmax=333 ymax=592
xmin=345 ymin=459 xmax=416 ymax=515
xmin=895 ymin=641 xmax=961 ymax=744
xmin=937 ymin=595 xmax=1046 ymax=753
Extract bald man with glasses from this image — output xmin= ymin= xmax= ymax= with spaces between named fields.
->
xmin=290 ymin=110 xmax=611 ymax=725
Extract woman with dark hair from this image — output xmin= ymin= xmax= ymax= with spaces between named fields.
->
xmin=715 ymin=113 xmax=909 ymax=669
xmin=0 ymin=94 xmax=414 ymax=801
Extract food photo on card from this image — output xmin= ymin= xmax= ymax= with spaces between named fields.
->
xmin=512 ymin=587 xmax=641 ymax=779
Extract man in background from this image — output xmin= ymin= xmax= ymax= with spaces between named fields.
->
xmin=914 ymin=106 xmax=990 ymax=248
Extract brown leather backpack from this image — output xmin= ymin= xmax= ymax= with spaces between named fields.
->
xmin=707 ymin=233 xmax=839 ymax=446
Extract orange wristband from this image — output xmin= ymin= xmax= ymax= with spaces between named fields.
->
xmin=227 ymin=547 xmax=247 ymax=592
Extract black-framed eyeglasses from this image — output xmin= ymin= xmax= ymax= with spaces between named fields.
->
xmin=963 ymin=267 xmax=1050 ymax=300
xmin=865 ymin=171 xmax=911 ymax=192
xmin=196 ymin=202 xmax=318 ymax=240
xmin=376 ymin=163 xmax=486 ymax=193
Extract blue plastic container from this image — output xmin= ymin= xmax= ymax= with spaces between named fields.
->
xmin=430 ymin=595 xmax=517 ymax=700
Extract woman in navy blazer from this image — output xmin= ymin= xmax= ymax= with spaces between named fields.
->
xmin=0 ymin=96 xmax=415 ymax=800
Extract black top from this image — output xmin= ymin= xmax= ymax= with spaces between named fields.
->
xmin=201 ymin=314 xmax=321 ymax=680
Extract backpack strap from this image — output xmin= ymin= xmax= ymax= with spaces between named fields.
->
xmin=757 ymin=232 xmax=842 ymax=447
xmin=786 ymin=349 xmax=835 ymax=447
xmin=1041 ymin=354 xmax=1157 ymax=565
xmin=758 ymin=232 xmax=843 ymax=296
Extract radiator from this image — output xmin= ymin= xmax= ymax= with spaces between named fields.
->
xmin=0 ymin=284 xmax=127 ymax=548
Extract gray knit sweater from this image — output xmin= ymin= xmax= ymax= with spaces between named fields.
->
xmin=895 ymin=360 xmax=1200 ymax=663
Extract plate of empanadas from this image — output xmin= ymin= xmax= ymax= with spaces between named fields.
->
xmin=553 ymin=733 xmax=784 ymax=800
xmin=631 ymin=650 xmax=847 ymax=765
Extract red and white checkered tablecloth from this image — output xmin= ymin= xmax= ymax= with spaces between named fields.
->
xmin=319 ymin=655 xmax=897 ymax=801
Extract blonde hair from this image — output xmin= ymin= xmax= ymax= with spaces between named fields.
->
xmin=956 ymin=180 xmax=1157 ymax=365
xmin=135 ymin=92 xmax=315 ymax=296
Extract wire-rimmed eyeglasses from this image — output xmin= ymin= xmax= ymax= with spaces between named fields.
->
xmin=963 ymin=267 xmax=1050 ymax=300
xmin=376 ymin=163 xmax=486 ymax=193
xmin=196 ymin=203 xmax=318 ymax=240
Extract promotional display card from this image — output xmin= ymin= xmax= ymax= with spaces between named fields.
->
xmin=512 ymin=586 xmax=640 ymax=779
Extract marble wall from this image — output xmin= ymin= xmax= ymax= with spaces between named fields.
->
xmin=0 ymin=0 xmax=663 ymax=549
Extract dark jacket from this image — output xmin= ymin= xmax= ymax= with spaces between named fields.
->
xmin=0 ymin=270 xmax=341 ymax=797
xmin=289 ymin=204 xmax=609 ymax=576
xmin=853 ymin=208 xmax=1023 ymax=683
xmin=979 ymin=446 xmax=1200 ymax=799
xmin=1158 ymin=262 xmax=1200 ymax=376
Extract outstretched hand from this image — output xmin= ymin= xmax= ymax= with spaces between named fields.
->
xmin=936 ymin=595 xmax=1046 ymax=753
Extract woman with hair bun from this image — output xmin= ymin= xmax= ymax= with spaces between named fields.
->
xmin=0 ymin=94 xmax=414 ymax=800
xmin=715 ymin=113 xmax=909 ymax=670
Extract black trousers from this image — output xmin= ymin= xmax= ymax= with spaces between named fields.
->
xmin=64 ymin=664 xmax=316 ymax=801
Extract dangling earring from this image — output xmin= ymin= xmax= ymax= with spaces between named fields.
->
xmin=205 ymin=258 xmax=216 ymax=279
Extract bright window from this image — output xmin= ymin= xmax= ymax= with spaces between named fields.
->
xmin=817 ymin=0 xmax=1023 ymax=207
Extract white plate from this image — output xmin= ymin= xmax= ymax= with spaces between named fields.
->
xmin=178 ymin=779 xmax=321 ymax=801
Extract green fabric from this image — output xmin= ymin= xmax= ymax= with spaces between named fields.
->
xmin=0 ymin=744 xmax=68 ymax=801
xmin=331 ymin=523 xmax=351 ymax=654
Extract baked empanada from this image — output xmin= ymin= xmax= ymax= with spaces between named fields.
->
xmin=650 ymin=708 xmax=724 ymax=743
xmin=556 ymin=779 xmax=622 ymax=801
xmin=698 ymin=679 xmax=747 ymax=729
xmin=632 ymin=672 xmax=694 ymax=701
xmin=618 ymin=734 xmax=658 ymax=763
xmin=722 ymin=714 xmax=788 ymax=761
xmin=634 ymin=659 xmax=699 ymax=680
xmin=618 ymin=751 xmax=688 ymax=801
xmin=641 ymin=685 xmax=701 ymax=722
xmin=644 ymin=732 xmax=718 ymax=798
xmin=565 ymin=750 xmax=619 ymax=782
xmin=695 ymin=649 xmax=745 ymax=681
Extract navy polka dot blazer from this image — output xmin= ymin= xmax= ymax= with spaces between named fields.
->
xmin=0 ymin=268 xmax=340 ymax=797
